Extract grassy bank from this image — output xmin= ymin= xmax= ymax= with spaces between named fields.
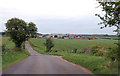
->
xmin=29 ymin=38 xmax=118 ymax=74
xmin=63 ymin=53 xmax=118 ymax=74
xmin=2 ymin=37 xmax=30 ymax=69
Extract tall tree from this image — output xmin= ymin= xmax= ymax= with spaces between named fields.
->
xmin=5 ymin=18 xmax=27 ymax=48
xmin=27 ymin=22 xmax=37 ymax=38
xmin=95 ymin=1 xmax=120 ymax=35
xmin=95 ymin=1 xmax=120 ymax=61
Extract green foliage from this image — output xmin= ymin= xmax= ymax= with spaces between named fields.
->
xmin=72 ymin=49 xmax=77 ymax=53
xmin=94 ymin=51 xmax=103 ymax=56
xmin=105 ymin=47 xmax=119 ymax=61
xmin=95 ymin=2 xmax=120 ymax=62
xmin=90 ymin=45 xmax=119 ymax=61
xmin=2 ymin=43 xmax=6 ymax=52
xmin=63 ymin=53 xmax=118 ymax=74
xmin=95 ymin=2 xmax=120 ymax=31
xmin=2 ymin=37 xmax=30 ymax=69
xmin=30 ymin=38 xmax=117 ymax=53
xmin=5 ymin=18 xmax=38 ymax=49
xmin=5 ymin=18 xmax=28 ymax=48
xmin=28 ymin=39 xmax=38 ymax=47
xmin=90 ymin=45 xmax=99 ymax=54
xmin=44 ymin=38 xmax=54 ymax=52
xmin=2 ymin=48 xmax=30 ymax=69
xmin=29 ymin=38 xmax=118 ymax=74
xmin=27 ymin=22 xmax=37 ymax=38
xmin=21 ymin=42 xmax=25 ymax=49
xmin=90 ymin=45 xmax=105 ymax=56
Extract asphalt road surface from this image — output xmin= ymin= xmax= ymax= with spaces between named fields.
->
xmin=3 ymin=41 xmax=93 ymax=74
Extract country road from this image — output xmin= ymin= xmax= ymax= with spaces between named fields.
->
xmin=2 ymin=41 xmax=93 ymax=74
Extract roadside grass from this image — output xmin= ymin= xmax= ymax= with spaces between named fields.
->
xmin=2 ymin=37 xmax=30 ymax=69
xmin=2 ymin=49 xmax=30 ymax=69
xmin=62 ymin=53 xmax=118 ymax=74
xmin=0 ymin=56 xmax=1 ymax=72
xmin=29 ymin=38 xmax=118 ymax=74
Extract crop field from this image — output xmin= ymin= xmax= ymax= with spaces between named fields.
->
xmin=30 ymin=38 xmax=117 ymax=52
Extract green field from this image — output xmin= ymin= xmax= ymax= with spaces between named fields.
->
xmin=29 ymin=38 xmax=118 ymax=74
xmin=2 ymin=37 xmax=30 ymax=69
xmin=30 ymin=38 xmax=117 ymax=52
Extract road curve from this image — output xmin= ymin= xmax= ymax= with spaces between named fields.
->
xmin=3 ymin=41 xmax=93 ymax=74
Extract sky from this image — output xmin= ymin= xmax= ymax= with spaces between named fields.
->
xmin=0 ymin=0 xmax=117 ymax=35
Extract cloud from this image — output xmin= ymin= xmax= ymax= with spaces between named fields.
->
xmin=0 ymin=0 xmax=116 ymax=35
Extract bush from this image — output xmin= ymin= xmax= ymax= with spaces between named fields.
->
xmin=14 ymin=47 xmax=22 ymax=51
xmin=90 ymin=45 xmax=99 ymax=54
xmin=44 ymin=38 xmax=54 ymax=52
xmin=94 ymin=51 xmax=103 ymax=56
xmin=105 ymin=47 xmax=119 ymax=61
xmin=2 ymin=44 xmax=6 ymax=52
xmin=90 ymin=45 xmax=119 ymax=61
xmin=83 ymin=47 xmax=90 ymax=54
xmin=21 ymin=42 xmax=25 ymax=49
xmin=72 ymin=49 xmax=77 ymax=53
xmin=90 ymin=45 xmax=105 ymax=56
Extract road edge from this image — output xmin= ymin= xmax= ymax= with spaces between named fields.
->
xmin=55 ymin=56 xmax=95 ymax=75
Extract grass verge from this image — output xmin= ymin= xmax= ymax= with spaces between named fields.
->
xmin=2 ymin=48 xmax=30 ymax=70
xmin=62 ymin=53 xmax=118 ymax=74
xmin=2 ymin=37 xmax=30 ymax=69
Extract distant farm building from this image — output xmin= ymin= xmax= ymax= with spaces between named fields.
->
xmin=36 ymin=33 xmax=98 ymax=40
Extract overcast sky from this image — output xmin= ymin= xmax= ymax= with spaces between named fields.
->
xmin=0 ymin=0 xmax=117 ymax=35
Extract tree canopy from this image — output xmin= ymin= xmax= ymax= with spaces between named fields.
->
xmin=6 ymin=18 xmax=27 ymax=48
xmin=95 ymin=1 xmax=120 ymax=61
xmin=27 ymin=22 xmax=37 ymax=38
xmin=95 ymin=1 xmax=120 ymax=34
xmin=5 ymin=18 xmax=37 ymax=48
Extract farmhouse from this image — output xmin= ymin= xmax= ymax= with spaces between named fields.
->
xmin=51 ymin=34 xmax=63 ymax=39
xmin=63 ymin=35 xmax=69 ymax=39
xmin=37 ymin=34 xmax=42 ymax=38
xmin=36 ymin=33 xmax=98 ymax=40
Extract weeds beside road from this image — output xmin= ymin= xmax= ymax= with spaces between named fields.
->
xmin=2 ymin=37 xmax=30 ymax=69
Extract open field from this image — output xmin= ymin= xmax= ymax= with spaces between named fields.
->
xmin=83 ymin=36 xmax=118 ymax=40
xmin=2 ymin=37 xmax=30 ymax=69
xmin=30 ymin=38 xmax=117 ymax=52
xmin=29 ymin=38 xmax=118 ymax=74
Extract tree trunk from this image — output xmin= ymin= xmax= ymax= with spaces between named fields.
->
xmin=46 ymin=49 xmax=49 ymax=52
xmin=118 ymin=24 xmax=120 ymax=60
xmin=16 ymin=43 xmax=22 ymax=48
